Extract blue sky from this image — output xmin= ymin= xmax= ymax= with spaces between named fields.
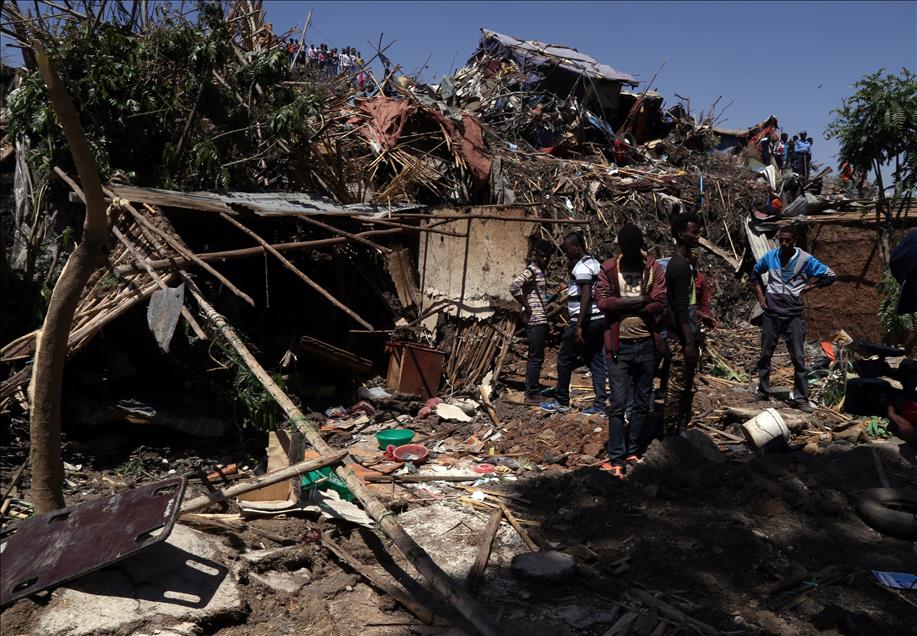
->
xmin=265 ymin=0 xmax=917 ymax=167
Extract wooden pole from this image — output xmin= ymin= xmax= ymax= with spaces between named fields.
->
xmin=465 ymin=508 xmax=502 ymax=593
xmin=55 ymin=167 xmax=208 ymax=341
xmin=297 ymin=214 xmax=392 ymax=253
xmin=180 ymin=451 xmax=346 ymax=513
xmin=218 ymin=212 xmax=373 ymax=329
xmin=290 ymin=9 xmax=312 ymax=71
xmin=111 ymin=200 xmax=255 ymax=307
xmin=498 ymin=503 xmax=539 ymax=552
xmin=188 ymin=289 xmax=502 ymax=636
xmin=321 ymin=535 xmax=437 ymax=625
xmin=113 ymin=228 xmax=407 ymax=275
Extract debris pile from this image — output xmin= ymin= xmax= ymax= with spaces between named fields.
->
xmin=1 ymin=5 xmax=915 ymax=636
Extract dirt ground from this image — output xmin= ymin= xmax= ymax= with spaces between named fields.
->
xmin=2 ymin=333 xmax=916 ymax=635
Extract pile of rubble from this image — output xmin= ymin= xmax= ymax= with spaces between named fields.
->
xmin=1 ymin=4 xmax=914 ymax=636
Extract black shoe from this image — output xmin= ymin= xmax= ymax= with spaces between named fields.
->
xmin=795 ymin=400 xmax=814 ymax=414
xmin=750 ymin=391 xmax=769 ymax=403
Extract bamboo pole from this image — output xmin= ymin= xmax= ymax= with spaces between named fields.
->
xmin=219 ymin=212 xmax=373 ymax=329
xmin=113 ymin=228 xmax=407 ymax=275
xmin=188 ymin=289 xmax=501 ymax=636
xmin=110 ymin=199 xmax=255 ymax=306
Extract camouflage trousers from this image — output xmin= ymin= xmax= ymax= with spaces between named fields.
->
xmin=663 ymin=339 xmax=698 ymax=435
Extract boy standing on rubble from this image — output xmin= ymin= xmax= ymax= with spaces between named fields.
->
xmin=510 ymin=240 xmax=554 ymax=404
xmin=541 ymin=232 xmax=607 ymax=415
xmin=663 ymin=213 xmax=704 ymax=434
xmin=752 ymin=225 xmax=836 ymax=412
xmin=595 ymin=224 xmax=667 ymax=476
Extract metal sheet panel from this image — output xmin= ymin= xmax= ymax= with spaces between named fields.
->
xmin=0 ymin=477 xmax=186 ymax=607
xmin=481 ymin=29 xmax=639 ymax=86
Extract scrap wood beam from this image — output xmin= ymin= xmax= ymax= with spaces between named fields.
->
xmin=296 ymin=214 xmax=392 ymax=254
xmin=189 ymin=288 xmax=501 ymax=636
xmin=55 ymin=167 xmax=208 ymax=341
xmin=697 ymin=236 xmax=739 ymax=270
xmin=180 ymin=451 xmax=346 ymax=513
xmin=321 ymin=535 xmax=439 ymax=625
xmin=218 ymin=212 xmax=373 ymax=330
xmin=128 ymin=202 xmax=256 ymax=307
xmin=113 ymin=228 xmax=407 ymax=276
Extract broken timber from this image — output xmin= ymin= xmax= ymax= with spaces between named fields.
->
xmin=188 ymin=287 xmax=502 ymax=636
xmin=180 ymin=451 xmax=346 ymax=513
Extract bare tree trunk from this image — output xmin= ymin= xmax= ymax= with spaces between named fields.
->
xmin=28 ymin=41 xmax=109 ymax=513
xmin=872 ymin=157 xmax=891 ymax=265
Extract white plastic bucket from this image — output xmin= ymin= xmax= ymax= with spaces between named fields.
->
xmin=741 ymin=408 xmax=790 ymax=450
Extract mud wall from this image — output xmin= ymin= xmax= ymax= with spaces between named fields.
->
xmin=803 ymin=223 xmax=906 ymax=342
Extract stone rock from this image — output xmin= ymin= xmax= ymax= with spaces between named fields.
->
xmin=248 ymin=568 xmax=311 ymax=595
xmin=802 ymin=442 xmax=820 ymax=455
xmin=239 ymin=546 xmax=290 ymax=565
xmin=832 ymin=421 xmax=866 ymax=443
xmin=582 ymin=442 xmax=604 ymax=457
xmin=682 ymin=428 xmax=726 ymax=463
xmin=34 ymin=525 xmax=243 ymax=636
xmin=309 ymin=573 xmax=359 ymax=599
xmin=511 ymin=550 xmax=576 ymax=581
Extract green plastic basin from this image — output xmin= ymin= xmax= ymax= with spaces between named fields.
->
xmin=376 ymin=428 xmax=415 ymax=450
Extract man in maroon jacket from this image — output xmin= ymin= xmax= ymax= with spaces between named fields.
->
xmin=595 ymin=224 xmax=667 ymax=477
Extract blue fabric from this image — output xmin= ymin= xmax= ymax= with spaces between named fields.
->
xmin=794 ymin=139 xmax=812 ymax=154
xmin=753 ymin=248 xmax=836 ymax=317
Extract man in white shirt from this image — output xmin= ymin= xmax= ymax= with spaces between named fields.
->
xmin=541 ymin=232 xmax=607 ymax=415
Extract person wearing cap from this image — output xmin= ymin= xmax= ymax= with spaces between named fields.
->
xmin=752 ymin=225 xmax=836 ymax=413
xmin=793 ymin=132 xmax=813 ymax=178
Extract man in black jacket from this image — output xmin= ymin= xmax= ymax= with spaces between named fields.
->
xmin=663 ymin=213 xmax=703 ymax=434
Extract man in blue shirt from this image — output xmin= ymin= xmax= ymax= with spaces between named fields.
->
xmin=752 ymin=225 xmax=836 ymax=412
xmin=793 ymin=131 xmax=813 ymax=178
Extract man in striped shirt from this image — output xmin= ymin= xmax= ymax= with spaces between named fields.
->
xmin=510 ymin=240 xmax=553 ymax=404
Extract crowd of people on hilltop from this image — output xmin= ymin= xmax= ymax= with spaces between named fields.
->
xmin=286 ymin=40 xmax=366 ymax=86
xmin=758 ymin=129 xmax=867 ymax=197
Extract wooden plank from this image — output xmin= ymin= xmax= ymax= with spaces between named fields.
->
xmin=698 ymin=236 xmax=739 ymax=269
xmin=298 ymin=334 xmax=372 ymax=373
xmin=180 ymin=451 xmax=346 ymax=513
xmin=321 ymin=536 xmax=437 ymax=625
xmin=465 ymin=508 xmax=502 ymax=593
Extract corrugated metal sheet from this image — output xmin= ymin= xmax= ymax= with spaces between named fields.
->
xmin=745 ymin=216 xmax=777 ymax=261
xmin=481 ymin=29 xmax=639 ymax=86
xmin=746 ymin=216 xmax=777 ymax=323
xmin=109 ymin=184 xmax=424 ymax=218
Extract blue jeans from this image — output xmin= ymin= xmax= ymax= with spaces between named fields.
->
xmin=555 ymin=319 xmax=607 ymax=408
xmin=607 ymin=338 xmax=656 ymax=466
